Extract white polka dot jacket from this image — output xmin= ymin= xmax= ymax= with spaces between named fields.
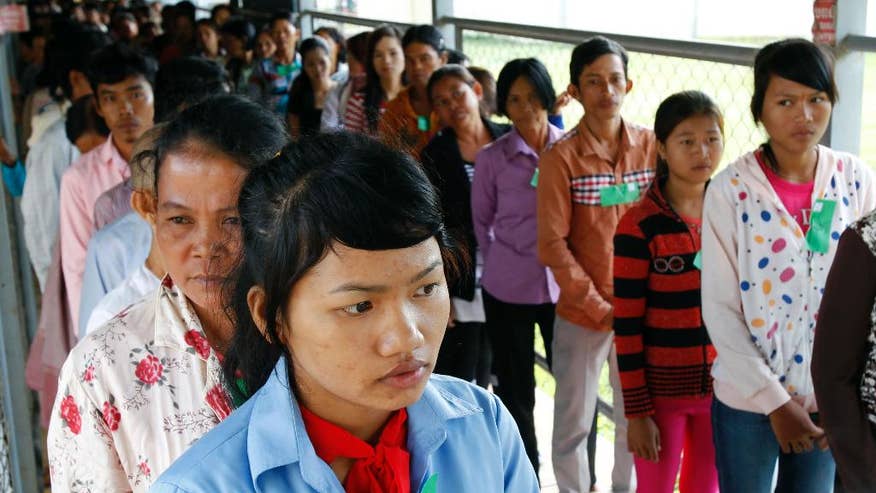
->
xmin=700 ymin=145 xmax=876 ymax=416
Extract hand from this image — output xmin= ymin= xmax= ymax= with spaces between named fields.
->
xmin=600 ymin=311 xmax=613 ymax=329
xmin=768 ymin=400 xmax=825 ymax=454
xmin=551 ymin=90 xmax=572 ymax=115
xmin=627 ymin=416 xmax=661 ymax=462
xmin=0 ymin=137 xmax=15 ymax=167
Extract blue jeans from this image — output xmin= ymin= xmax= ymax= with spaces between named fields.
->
xmin=711 ymin=398 xmax=835 ymax=493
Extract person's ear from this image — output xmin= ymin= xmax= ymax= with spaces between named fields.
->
xmin=657 ymin=141 xmax=667 ymax=162
xmin=131 ymin=189 xmax=157 ymax=226
xmin=439 ymin=50 xmax=449 ymax=65
xmin=567 ymin=82 xmax=581 ymax=102
xmin=472 ymin=81 xmax=483 ymax=100
xmin=625 ymin=78 xmax=633 ymax=94
xmin=247 ymin=285 xmax=289 ymax=346
xmin=247 ymin=285 xmax=271 ymax=342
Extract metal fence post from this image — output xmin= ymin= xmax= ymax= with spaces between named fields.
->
xmin=0 ymin=22 xmax=39 ymax=493
xmin=826 ymin=0 xmax=868 ymax=154
xmin=432 ymin=0 xmax=456 ymax=50
xmin=299 ymin=0 xmax=316 ymax=38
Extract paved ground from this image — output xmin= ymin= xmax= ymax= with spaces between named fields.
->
xmin=535 ymin=388 xmax=619 ymax=492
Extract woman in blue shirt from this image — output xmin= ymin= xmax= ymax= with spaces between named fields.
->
xmin=151 ymin=131 xmax=538 ymax=493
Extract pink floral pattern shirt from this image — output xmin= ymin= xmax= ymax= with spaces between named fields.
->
xmin=47 ymin=277 xmax=232 ymax=492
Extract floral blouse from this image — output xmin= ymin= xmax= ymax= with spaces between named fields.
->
xmin=47 ymin=277 xmax=232 ymax=492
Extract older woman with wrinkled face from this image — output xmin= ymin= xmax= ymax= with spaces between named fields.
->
xmin=152 ymin=132 xmax=540 ymax=493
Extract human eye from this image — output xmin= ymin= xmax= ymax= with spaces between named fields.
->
xmin=168 ymin=216 xmax=191 ymax=225
xmin=414 ymin=282 xmax=441 ymax=298
xmin=812 ymin=95 xmax=827 ymax=103
xmin=342 ymin=300 xmax=373 ymax=315
xmin=223 ymin=216 xmax=241 ymax=226
xmin=778 ymin=99 xmax=792 ymax=107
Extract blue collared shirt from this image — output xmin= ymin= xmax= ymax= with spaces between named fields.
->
xmin=78 ymin=211 xmax=152 ymax=338
xmin=151 ymin=357 xmax=538 ymax=492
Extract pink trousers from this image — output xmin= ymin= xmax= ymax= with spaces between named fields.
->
xmin=633 ymin=396 xmax=718 ymax=493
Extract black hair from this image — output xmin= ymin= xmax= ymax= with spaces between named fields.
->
xmin=569 ymin=35 xmax=628 ymax=86
xmin=45 ymin=25 xmax=112 ymax=100
xmin=314 ymin=26 xmax=346 ymax=65
xmin=220 ymin=18 xmax=256 ymax=51
xmin=86 ymin=42 xmax=158 ymax=95
xmin=211 ymin=4 xmax=232 ymax=21
xmin=345 ymin=31 xmax=369 ymax=65
xmin=153 ymin=56 xmax=230 ymax=122
xmin=445 ymin=48 xmax=469 ymax=66
xmin=142 ymin=94 xmax=287 ymax=196
xmin=653 ymin=90 xmax=724 ymax=177
xmin=269 ymin=10 xmax=294 ymax=27
xmin=750 ymin=38 xmax=837 ymax=124
xmin=426 ymin=64 xmax=486 ymax=118
xmin=468 ymin=66 xmax=496 ymax=117
xmin=224 ymin=131 xmax=462 ymax=401
xmin=496 ymin=57 xmax=556 ymax=118
xmin=401 ymin=24 xmax=444 ymax=53
xmin=363 ymin=24 xmax=403 ymax=133
xmin=287 ymin=37 xmax=331 ymax=118
xmin=111 ymin=10 xmax=136 ymax=29
xmin=65 ymin=94 xmax=109 ymax=143
xmin=174 ymin=1 xmax=196 ymax=25
xmin=195 ymin=18 xmax=218 ymax=32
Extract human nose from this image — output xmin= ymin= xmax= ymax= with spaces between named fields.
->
xmin=377 ymin=303 xmax=425 ymax=357
xmin=191 ymin=221 xmax=227 ymax=261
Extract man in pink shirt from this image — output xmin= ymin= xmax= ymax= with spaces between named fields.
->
xmin=58 ymin=42 xmax=156 ymax=336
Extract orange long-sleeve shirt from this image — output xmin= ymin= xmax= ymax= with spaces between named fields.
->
xmin=536 ymin=118 xmax=657 ymax=331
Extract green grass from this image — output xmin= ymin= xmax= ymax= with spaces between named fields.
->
xmin=463 ymin=32 xmax=876 ymax=168
xmin=533 ymin=326 xmax=615 ymax=441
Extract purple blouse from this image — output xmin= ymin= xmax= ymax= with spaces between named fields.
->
xmin=472 ymin=125 xmax=562 ymax=305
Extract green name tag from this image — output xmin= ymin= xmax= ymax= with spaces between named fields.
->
xmin=417 ymin=115 xmax=430 ymax=132
xmin=693 ymin=250 xmax=702 ymax=270
xmin=599 ymin=182 xmax=640 ymax=207
xmin=530 ymin=168 xmax=539 ymax=188
xmin=805 ymin=198 xmax=837 ymax=254
xmin=276 ymin=62 xmax=299 ymax=77
xmin=421 ymin=473 xmax=438 ymax=493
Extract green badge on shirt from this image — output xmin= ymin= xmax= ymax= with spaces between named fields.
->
xmin=599 ymin=182 xmax=640 ymax=207
xmin=693 ymin=250 xmax=702 ymax=270
xmin=530 ymin=168 xmax=539 ymax=188
xmin=421 ymin=473 xmax=438 ymax=493
xmin=805 ymin=198 xmax=837 ymax=254
xmin=417 ymin=115 xmax=430 ymax=132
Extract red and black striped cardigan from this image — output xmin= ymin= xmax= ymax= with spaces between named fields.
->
xmin=612 ymin=178 xmax=716 ymax=418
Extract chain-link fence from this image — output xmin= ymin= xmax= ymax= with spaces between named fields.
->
xmin=461 ymin=31 xmax=764 ymax=167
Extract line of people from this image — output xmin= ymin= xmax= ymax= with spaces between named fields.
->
xmin=3 ymin=3 xmax=876 ymax=492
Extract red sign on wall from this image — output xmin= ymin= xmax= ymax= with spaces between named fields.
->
xmin=813 ymin=0 xmax=837 ymax=46
xmin=0 ymin=5 xmax=28 ymax=35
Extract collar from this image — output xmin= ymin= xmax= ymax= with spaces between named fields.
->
xmin=246 ymin=358 xmax=484 ymax=490
xmin=151 ymin=275 xmax=212 ymax=360
xmin=503 ymin=123 xmax=564 ymax=160
xmin=575 ymin=117 xmax=635 ymax=161
xmin=99 ymin=133 xmax=131 ymax=176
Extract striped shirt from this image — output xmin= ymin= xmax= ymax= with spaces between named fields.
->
xmin=612 ymin=178 xmax=715 ymax=418
xmin=343 ymin=91 xmax=385 ymax=136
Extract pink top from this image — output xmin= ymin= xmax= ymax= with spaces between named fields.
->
xmin=757 ymin=152 xmax=814 ymax=234
xmin=58 ymin=135 xmax=129 ymax=338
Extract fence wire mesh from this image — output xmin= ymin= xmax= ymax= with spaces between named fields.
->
xmin=461 ymin=31 xmax=765 ymax=166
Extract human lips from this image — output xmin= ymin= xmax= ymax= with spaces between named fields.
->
xmin=190 ymin=275 xmax=226 ymax=288
xmin=380 ymin=360 xmax=428 ymax=389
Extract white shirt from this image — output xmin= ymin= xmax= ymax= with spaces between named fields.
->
xmin=85 ymin=263 xmax=161 ymax=335
xmin=21 ymin=117 xmax=79 ymax=290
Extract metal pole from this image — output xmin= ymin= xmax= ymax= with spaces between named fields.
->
xmin=827 ymin=0 xmax=868 ymax=154
xmin=0 ymin=24 xmax=39 ymax=493
xmin=432 ymin=0 xmax=456 ymax=50
xmin=299 ymin=0 xmax=316 ymax=38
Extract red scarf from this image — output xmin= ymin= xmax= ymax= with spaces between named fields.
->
xmin=300 ymin=406 xmax=411 ymax=493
